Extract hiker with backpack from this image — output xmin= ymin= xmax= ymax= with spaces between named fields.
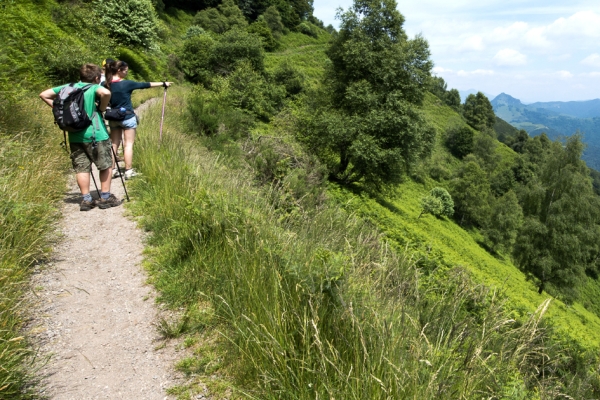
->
xmin=103 ymin=60 xmax=172 ymax=180
xmin=39 ymin=63 xmax=121 ymax=211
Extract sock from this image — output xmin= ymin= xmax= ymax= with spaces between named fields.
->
xmin=101 ymin=192 xmax=111 ymax=200
xmin=83 ymin=193 xmax=93 ymax=202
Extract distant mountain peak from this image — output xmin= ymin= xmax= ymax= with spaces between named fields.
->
xmin=491 ymin=93 xmax=524 ymax=107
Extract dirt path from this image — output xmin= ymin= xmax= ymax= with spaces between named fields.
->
xmin=30 ymin=99 xmax=181 ymax=399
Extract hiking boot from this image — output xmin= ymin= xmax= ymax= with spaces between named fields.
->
xmin=124 ymin=168 xmax=139 ymax=180
xmin=112 ymin=167 xmax=120 ymax=178
xmin=97 ymin=194 xmax=122 ymax=209
xmin=80 ymin=198 xmax=96 ymax=211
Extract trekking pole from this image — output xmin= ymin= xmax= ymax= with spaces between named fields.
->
xmin=89 ymin=165 xmax=101 ymax=198
xmin=111 ymin=145 xmax=130 ymax=202
xmin=159 ymin=85 xmax=168 ymax=146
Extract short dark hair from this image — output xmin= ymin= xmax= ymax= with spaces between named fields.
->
xmin=80 ymin=63 xmax=102 ymax=83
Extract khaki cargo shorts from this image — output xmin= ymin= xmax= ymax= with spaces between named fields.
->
xmin=70 ymin=139 xmax=113 ymax=173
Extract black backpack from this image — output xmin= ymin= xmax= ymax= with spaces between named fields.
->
xmin=52 ymin=83 xmax=95 ymax=132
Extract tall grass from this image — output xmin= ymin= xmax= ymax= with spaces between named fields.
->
xmin=0 ymin=94 xmax=70 ymax=398
xmin=128 ymin=88 xmax=600 ymax=398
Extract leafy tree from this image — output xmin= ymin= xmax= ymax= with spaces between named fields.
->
xmin=472 ymin=132 xmax=501 ymax=172
xmin=95 ymin=0 xmax=159 ymax=48
xmin=445 ymin=89 xmax=461 ymax=112
xmin=509 ymin=129 xmax=529 ymax=153
xmin=261 ymin=6 xmax=284 ymax=38
xmin=178 ymin=28 xmax=264 ymax=84
xmin=463 ymin=92 xmax=495 ymax=132
xmin=248 ymin=19 xmax=277 ymax=51
xmin=298 ymin=0 xmax=435 ymax=188
xmin=178 ymin=33 xmax=216 ymax=84
xmin=513 ymin=135 xmax=600 ymax=295
xmin=213 ymin=28 xmax=264 ymax=75
xmin=193 ymin=0 xmax=248 ymax=34
xmin=450 ymin=158 xmax=491 ymax=226
xmin=272 ymin=61 xmax=305 ymax=96
xmin=429 ymin=76 xmax=447 ymax=99
xmin=419 ymin=187 xmax=454 ymax=219
xmin=445 ymin=124 xmax=473 ymax=159
xmin=483 ymin=190 xmax=523 ymax=253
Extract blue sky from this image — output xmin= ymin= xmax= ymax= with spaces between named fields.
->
xmin=313 ymin=0 xmax=600 ymax=103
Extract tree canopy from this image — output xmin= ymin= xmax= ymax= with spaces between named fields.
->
xmin=299 ymin=0 xmax=435 ymax=189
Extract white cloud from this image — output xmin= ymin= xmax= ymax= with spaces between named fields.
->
xmin=459 ymin=35 xmax=485 ymax=51
xmin=549 ymin=70 xmax=573 ymax=79
xmin=581 ymin=54 xmax=600 ymax=67
xmin=547 ymin=11 xmax=600 ymax=38
xmin=456 ymin=69 xmax=495 ymax=76
xmin=491 ymin=22 xmax=528 ymax=42
xmin=432 ymin=66 xmax=453 ymax=74
xmin=493 ymin=49 xmax=527 ymax=66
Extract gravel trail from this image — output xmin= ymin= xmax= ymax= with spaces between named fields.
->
xmin=30 ymin=99 xmax=181 ymax=399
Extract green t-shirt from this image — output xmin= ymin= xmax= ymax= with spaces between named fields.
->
xmin=52 ymin=82 xmax=109 ymax=143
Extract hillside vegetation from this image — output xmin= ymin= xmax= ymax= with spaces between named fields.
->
xmin=2 ymin=0 xmax=600 ymax=398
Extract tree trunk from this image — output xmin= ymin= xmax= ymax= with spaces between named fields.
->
xmin=338 ymin=148 xmax=349 ymax=177
xmin=538 ymin=281 xmax=545 ymax=294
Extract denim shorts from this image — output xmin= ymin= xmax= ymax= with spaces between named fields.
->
xmin=108 ymin=115 xmax=138 ymax=129
xmin=70 ymin=139 xmax=113 ymax=173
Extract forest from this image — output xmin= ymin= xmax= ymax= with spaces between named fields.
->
xmin=2 ymin=0 xmax=600 ymax=398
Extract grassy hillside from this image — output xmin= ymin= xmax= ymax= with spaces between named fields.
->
xmin=3 ymin=0 xmax=600 ymax=397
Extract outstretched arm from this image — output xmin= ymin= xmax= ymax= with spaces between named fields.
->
xmin=39 ymin=89 xmax=56 ymax=107
xmin=148 ymin=82 xmax=173 ymax=88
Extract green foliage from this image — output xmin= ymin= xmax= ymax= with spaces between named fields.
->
xmin=178 ymin=33 xmax=216 ymax=84
xmin=186 ymin=85 xmax=254 ymax=138
xmin=212 ymin=28 xmax=265 ymax=75
xmin=298 ymin=0 xmax=435 ymax=189
xmin=450 ymin=158 xmax=491 ymax=227
xmin=0 ymin=96 xmax=69 ymax=398
xmin=514 ymin=135 xmax=600 ymax=296
xmin=483 ymin=190 xmax=523 ymax=253
xmin=445 ymin=124 xmax=474 ymax=158
xmin=226 ymin=62 xmax=285 ymax=120
xmin=271 ymin=60 xmax=305 ymax=96
xmin=95 ymin=0 xmax=159 ymax=48
xmin=419 ymin=187 xmax=453 ymax=219
xmin=192 ymin=0 xmax=247 ymax=34
xmin=178 ymin=28 xmax=265 ymax=84
xmin=463 ymin=92 xmax=496 ymax=132
xmin=261 ymin=6 xmax=284 ymax=38
xmin=248 ymin=18 xmax=277 ymax=51
xmin=297 ymin=21 xmax=320 ymax=38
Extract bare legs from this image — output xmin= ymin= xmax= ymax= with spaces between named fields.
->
xmin=110 ymin=127 xmax=136 ymax=170
xmin=123 ymin=128 xmax=136 ymax=170
xmin=76 ymin=168 xmax=111 ymax=195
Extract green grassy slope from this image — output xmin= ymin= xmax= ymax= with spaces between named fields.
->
xmin=330 ymin=94 xmax=600 ymax=348
xmin=264 ymin=32 xmax=331 ymax=87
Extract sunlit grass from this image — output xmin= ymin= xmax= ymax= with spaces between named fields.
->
xmin=124 ymin=88 xmax=597 ymax=398
xmin=0 ymin=96 xmax=70 ymax=399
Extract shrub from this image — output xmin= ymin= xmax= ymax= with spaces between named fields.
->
xmin=261 ymin=6 xmax=284 ymax=38
xmin=95 ymin=0 xmax=159 ymax=48
xmin=193 ymin=0 xmax=247 ymax=34
xmin=419 ymin=187 xmax=454 ymax=218
xmin=272 ymin=61 xmax=305 ymax=96
xmin=226 ymin=62 xmax=285 ymax=121
xmin=212 ymin=29 xmax=264 ymax=75
xmin=248 ymin=19 xmax=277 ymax=51
xmin=297 ymin=21 xmax=319 ymax=38
xmin=186 ymin=85 xmax=253 ymax=139
xmin=445 ymin=124 xmax=474 ymax=159
xmin=178 ymin=34 xmax=216 ymax=84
